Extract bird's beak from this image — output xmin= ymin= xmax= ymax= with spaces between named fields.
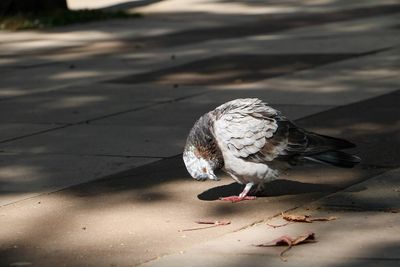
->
xmin=208 ymin=171 xmax=219 ymax=181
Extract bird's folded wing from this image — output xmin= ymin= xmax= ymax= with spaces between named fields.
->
xmin=213 ymin=98 xmax=357 ymax=164
xmin=213 ymin=99 xmax=279 ymax=159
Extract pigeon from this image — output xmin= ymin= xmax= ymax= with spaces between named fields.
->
xmin=183 ymin=98 xmax=360 ymax=202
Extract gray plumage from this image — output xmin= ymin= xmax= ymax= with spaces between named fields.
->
xmin=183 ymin=98 xmax=360 ymax=200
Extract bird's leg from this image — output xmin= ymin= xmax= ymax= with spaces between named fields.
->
xmin=239 ymin=182 xmax=255 ymax=198
xmin=219 ymin=182 xmax=256 ymax=203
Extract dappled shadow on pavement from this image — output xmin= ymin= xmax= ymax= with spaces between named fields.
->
xmin=109 ymin=52 xmax=383 ymax=85
xmin=0 ymin=0 xmax=400 ymax=266
xmin=126 ymin=3 xmax=400 ymax=49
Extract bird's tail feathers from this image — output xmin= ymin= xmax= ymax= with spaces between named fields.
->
xmin=305 ymin=150 xmax=361 ymax=168
xmin=309 ymin=133 xmax=356 ymax=150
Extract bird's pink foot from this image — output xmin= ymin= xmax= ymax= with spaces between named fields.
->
xmin=219 ymin=195 xmax=256 ymax=203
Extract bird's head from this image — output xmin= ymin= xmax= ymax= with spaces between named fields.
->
xmin=183 ymin=145 xmax=219 ymax=181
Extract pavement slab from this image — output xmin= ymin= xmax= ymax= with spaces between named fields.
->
xmin=0 ymin=124 xmax=189 ymax=158
xmin=0 ymin=123 xmax=61 ymax=143
xmin=178 ymin=31 xmax=400 ymax=60
xmin=0 ymin=83 xmax=205 ymax=124
xmin=313 ymin=168 xmax=400 ymax=212
xmin=0 ymin=153 xmax=158 ymax=206
xmin=109 ymin=52 xmax=369 ymax=85
xmin=92 ymin=100 xmax=334 ymax=127
xmin=194 ymin=47 xmax=400 ymax=106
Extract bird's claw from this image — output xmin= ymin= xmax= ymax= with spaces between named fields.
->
xmin=219 ymin=196 xmax=257 ymax=203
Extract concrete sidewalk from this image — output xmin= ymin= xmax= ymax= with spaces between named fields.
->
xmin=0 ymin=0 xmax=399 ymax=266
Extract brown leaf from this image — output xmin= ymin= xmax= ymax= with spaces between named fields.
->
xmin=255 ymin=235 xmax=293 ymax=247
xmin=282 ymin=213 xmax=312 ymax=223
xmin=254 ymin=232 xmax=316 ymax=261
xmin=282 ymin=212 xmax=337 ymax=223
xmin=291 ymin=232 xmax=316 ymax=245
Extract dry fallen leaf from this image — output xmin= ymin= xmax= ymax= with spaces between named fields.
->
xmin=282 ymin=213 xmax=337 ymax=223
xmin=266 ymin=213 xmax=337 ymax=228
xmin=254 ymin=232 xmax=316 ymax=261
xmin=179 ymin=220 xmax=231 ymax=232
xmin=282 ymin=213 xmax=312 ymax=222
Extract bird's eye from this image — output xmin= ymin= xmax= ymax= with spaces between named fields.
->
xmin=202 ymin=167 xmax=207 ymax=173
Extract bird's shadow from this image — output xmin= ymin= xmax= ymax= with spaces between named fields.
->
xmin=197 ymin=179 xmax=336 ymax=201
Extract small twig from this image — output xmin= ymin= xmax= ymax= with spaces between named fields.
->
xmin=309 ymin=216 xmax=338 ymax=221
xmin=194 ymin=220 xmax=220 ymax=225
xmin=279 ymin=245 xmax=292 ymax=262
xmin=279 ymin=238 xmax=317 ymax=261
xmin=179 ymin=220 xmax=231 ymax=232
xmin=179 ymin=225 xmax=221 ymax=232
xmin=266 ymin=221 xmax=292 ymax=228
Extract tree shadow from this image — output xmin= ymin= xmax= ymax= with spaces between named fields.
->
xmin=113 ymin=4 xmax=400 ymax=50
xmin=0 ymin=1 xmax=400 ymax=266
xmin=109 ymin=51 xmax=386 ymax=85
xmin=101 ymin=0 xmax=165 ymax=11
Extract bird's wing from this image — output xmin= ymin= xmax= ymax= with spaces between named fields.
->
xmin=213 ymin=98 xmax=355 ymax=163
xmin=213 ymin=98 xmax=279 ymax=159
xmin=247 ymin=117 xmax=357 ymax=163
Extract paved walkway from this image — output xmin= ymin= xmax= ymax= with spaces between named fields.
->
xmin=141 ymin=168 xmax=400 ymax=267
xmin=0 ymin=0 xmax=399 ymax=266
